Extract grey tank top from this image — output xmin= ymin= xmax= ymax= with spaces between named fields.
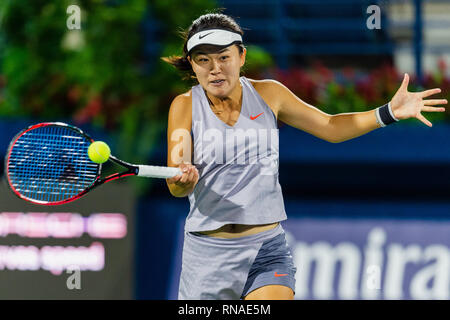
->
xmin=185 ymin=76 xmax=287 ymax=232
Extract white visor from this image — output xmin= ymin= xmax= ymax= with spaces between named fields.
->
xmin=187 ymin=29 xmax=243 ymax=54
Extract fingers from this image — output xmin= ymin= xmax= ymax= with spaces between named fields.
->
xmin=187 ymin=166 xmax=198 ymax=183
xmin=417 ymin=113 xmax=432 ymax=127
xmin=179 ymin=167 xmax=192 ymax=183
xmin=419 ymin=88 xmax=442 ymax=98
xmin=179 ymin=163 xmax=189 ymax=175
xmin=177 ymin=163 xmax=199 ymax=185
xmin=166 ymin=163 xmax=198 ymax=186
xmin=420 ymin=98 xmax=447 ymax=114
xmin=166 ymin=175 xmax=180 ymax=185
xmin=422 ymin=99 xmax=448 ymax=106
xmin=421 ymin=106 xmax=446 ymax=113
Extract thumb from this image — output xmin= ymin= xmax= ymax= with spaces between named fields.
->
xmin=400 ymin=73 xmax=409 ymax=91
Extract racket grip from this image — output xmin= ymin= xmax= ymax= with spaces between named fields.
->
xmin=137 ymin=165 xmax=182 ymax=179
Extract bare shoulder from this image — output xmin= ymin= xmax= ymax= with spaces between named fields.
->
xmin=247 ymin=78 xmax=286 ymax=92
xmin=247 ymin=78 xmax=285 ymax=119
xmin=168 ymin=89 xmax=192 ymax=129
xmin=248 ymin=78 xmax=282 ymax=87
xmin=170 ymin=89 xmax=192 ymax=112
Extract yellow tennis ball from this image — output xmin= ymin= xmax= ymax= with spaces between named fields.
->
xmin=88 ymin=141 xmax=111 ymax=164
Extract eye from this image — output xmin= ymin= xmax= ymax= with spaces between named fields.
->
xmin=221 ymin=56 xmax=229 ymax=60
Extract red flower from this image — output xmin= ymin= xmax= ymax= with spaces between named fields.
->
xmin=342 ymin=67 xmax=355 ymax=82
xmin=67 ymin=86 xmax=82 ymax=103
xmin=73 ymin=96 xmax=102 ymax=125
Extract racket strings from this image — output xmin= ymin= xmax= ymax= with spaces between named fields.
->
xmin=7 ymin=125 xmax=99 ymax=203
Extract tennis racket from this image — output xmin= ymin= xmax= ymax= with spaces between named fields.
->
xmin=5 ymin=122 xmax=181 ymax=205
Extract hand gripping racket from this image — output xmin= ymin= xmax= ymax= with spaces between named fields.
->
xmin=5 ymin=122 xmax=181 ymax=205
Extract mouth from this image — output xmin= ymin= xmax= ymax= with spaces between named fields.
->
xmin=210 ymin=79 xmax=225 ymax=85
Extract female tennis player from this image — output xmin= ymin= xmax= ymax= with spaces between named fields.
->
xmin=163 ymin=13 xmax=447 ymax=300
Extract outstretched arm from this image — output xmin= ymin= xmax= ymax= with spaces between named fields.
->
xmin=271 ymin=74 xmax=447 ymax=143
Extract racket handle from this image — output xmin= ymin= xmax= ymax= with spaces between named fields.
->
xmin=137 ymin=165 xmax=182 ymax=179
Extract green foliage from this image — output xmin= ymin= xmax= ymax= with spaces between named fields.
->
xmin=271 ymin=61 xmax=450 ymax=126
xmin=243 ymin=44 xmax=274 ymax=77
xmin=1 ymin=1 xmax=449 ymax=195
xmin=0 ymin=0 xmax=216 ymax=194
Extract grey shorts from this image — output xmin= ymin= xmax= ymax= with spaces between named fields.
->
xmin=178 ymin=223 xmax=296 ymax=300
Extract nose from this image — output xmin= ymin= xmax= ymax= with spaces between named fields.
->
xmin=210 ymin=59 xmax=221 ymax=74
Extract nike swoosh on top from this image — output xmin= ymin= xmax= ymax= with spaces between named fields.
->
xmin=199 ymin=32 xmax=214 ymax=39
xmin=274 ymin=272 xmax=288 ymax=277
xmin=250 ymin=112 xmax=264 ymax=120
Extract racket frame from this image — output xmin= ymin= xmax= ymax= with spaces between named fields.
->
xmin=5 ymin=122 xmax=115 ymax=205
xmin=5 ymin=122 xmax=179 ymax=206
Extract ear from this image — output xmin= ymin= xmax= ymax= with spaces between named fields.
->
xmin=240 ymin=47 xmax=247 ymax=67
xmin=187 ymin=55 xmax=196 ymax=71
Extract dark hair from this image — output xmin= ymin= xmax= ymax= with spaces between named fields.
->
xmin=161 ymin=11 xmax=246 ymax=82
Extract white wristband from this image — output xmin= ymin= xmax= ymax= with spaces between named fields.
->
xmin=387 ymin=102 xmax=399 ymax=122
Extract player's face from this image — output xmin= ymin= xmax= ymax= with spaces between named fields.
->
xmin=188 ymin=44 xmax=246 ymax=99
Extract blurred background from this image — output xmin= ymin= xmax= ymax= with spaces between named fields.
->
xmin=1 ymin=0 xmax=450 ymax=299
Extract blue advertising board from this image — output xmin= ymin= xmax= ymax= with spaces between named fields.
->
xmin=168 ymin=216 xmax=450 ymax=300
